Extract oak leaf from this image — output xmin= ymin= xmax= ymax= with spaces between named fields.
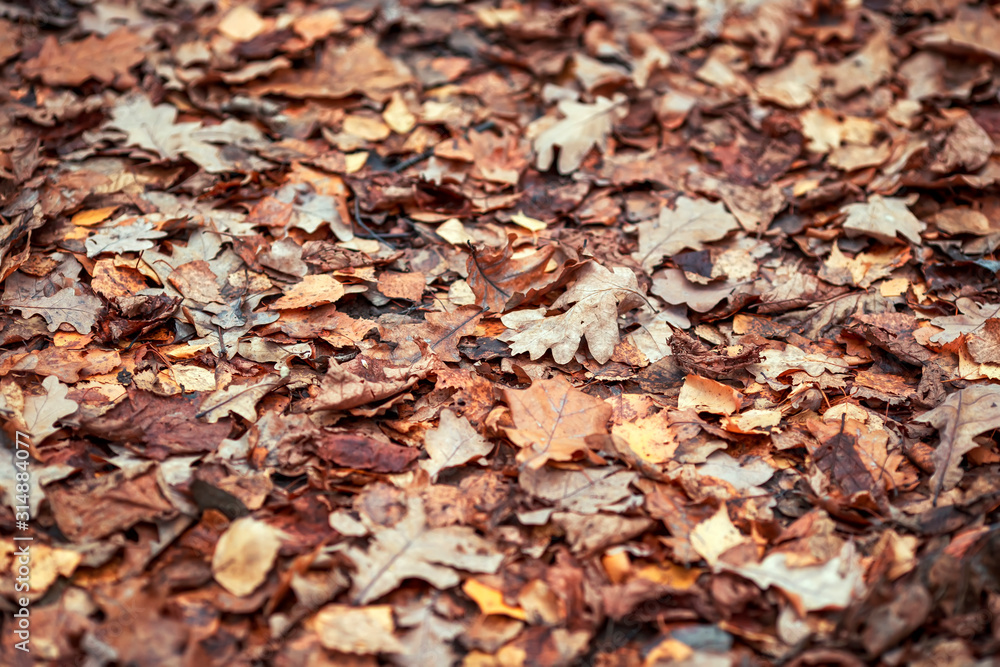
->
xmin=85 ymin=219 xmax=168 ymax=257
xmin=534 ymin=95 xmax=628 ymax=174
xmin=632 ymin=197 xmax=741 ymax=272
xmin=501 ymin=262 xmax=645 ymax=365
xmin=914 ymin=385 xmax=1000 ymax=499
xmin=106 ymin=94 xmax=268 ymax=174
xmin=503 ymin=376 xmax=612 ymax=469
xmin=343 ymin=496 xmax=503 ymax=604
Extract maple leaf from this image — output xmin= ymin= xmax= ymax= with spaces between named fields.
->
xmin=914 ymin=385 xmax=1000 ymax=501
xmin=632 ymin=197 xmax=741 ymax=272
xmin=466 ymin=235 xmax=557 ymax=313
xmin=501 ymin=261 xmax=646 ymax=365
xmin=533 ymin=94 xmax=628 ymax=174
xmin=503 ymin=376 xmax=612 ymax=469
xmin=840 ymin=195 xmax=925 ymax=245
xmin=342 ymin=495 xmax=503 ymax=604
xmin=420 ymin=410 xmax=493 ymax=481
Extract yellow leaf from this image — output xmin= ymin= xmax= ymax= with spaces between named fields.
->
xmin=511 ymin=211 xmax=546 ymax=232
xmin=462 ymin=579 xmax=528 ymax=620
xmin=383 ymin=91 xmax=416 ymax=134
xmin=345 ymin=152 xmax=369 ymax=173
xmin=72 ymin=207 xmax=118 ymax=227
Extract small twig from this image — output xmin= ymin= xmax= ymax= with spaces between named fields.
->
xmin=352 ymin=197 xmax=397 ymax=250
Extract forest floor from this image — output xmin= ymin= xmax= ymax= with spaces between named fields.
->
xmin=2 ymin=0 xmax=1000 ymax=665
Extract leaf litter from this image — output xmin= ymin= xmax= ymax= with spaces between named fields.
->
xmin=2 ymin=1 xmax=1000 ymax=665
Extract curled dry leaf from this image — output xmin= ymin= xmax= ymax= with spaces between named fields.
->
xmin=678 ymin=375 xmax=743 ymax=416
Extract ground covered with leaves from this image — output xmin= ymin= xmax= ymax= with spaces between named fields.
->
xmin=2 ymin=0 xmax=1000 ymax=665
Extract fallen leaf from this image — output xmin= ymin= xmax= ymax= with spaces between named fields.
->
xmin=212 ymin=517 xmax=285 ymax=597
xmin=343 ymin=496 xmax=503 ymax=604
xmin=534 ymin=95 xmax=628 ymax=174
xmin=689 ymin=505 xmax=751 ymax=569
xmin=463 ymin=579 xmax=529 ymax=620
xmin=315 ymin=433 xmax=418 ymax=473
xmin=501 ymin=261 xmax=645 ymax=365
xmin=21 ymin=376 xmax=78 ymax=440
xmin=724 ymin=541 xmax=867 ymax=614
xmin=914 ymin=384 xmax=1000 ymax=500
xmin=841 ymin=195 xmax=925 ymax=245
xmin=466 ymin=235 xmax=557 ymax=313
xmin=312 ymin=605 xmax=405 ymax=654
xmin=85 ymin=219 xmax=168 ymax=257
xmin=272 ymin=274 xmax=345 ymax=309
xmin=421 ymin=410 xmax=493 ymax=481
xmin=20 ymin=29 xmax=146 ymax=86
xmin=632 ymin=197 xmax=741 ymax=272
xmin=928 ymin=297 xmax=1000 ymax=344
xmin=503 ymin=375 xmax=612 ymax=469
xmin=678 ymin=375 xmax=743 ymax=416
